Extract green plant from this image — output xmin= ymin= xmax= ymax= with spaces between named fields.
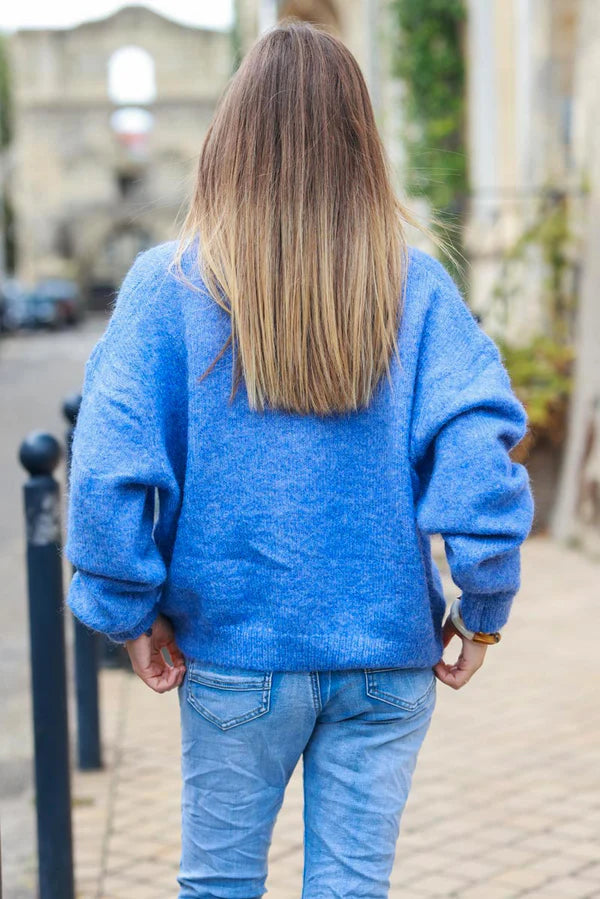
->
xmin=0 ymin=32 xmax=12 ymax=148
xmin=390 ymin=0 xmax=467 ymax=292
xmin=0 ymin=31 xmax=15 ymax=273
xmin=491 ymin=190 xmax=578 ymax=458
xmin=492 ymin=191 xmax=576 ymax=345
xmin=390 ymin=0 xmax=467 ymax=216
xmin=497 ymin=334 xmax=574 ymax=453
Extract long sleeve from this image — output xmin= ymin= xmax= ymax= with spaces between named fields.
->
xmin=64 ymin=249 xmax=187 ymax=642
xmin=410 ymin=261 xmax=535 ymax=633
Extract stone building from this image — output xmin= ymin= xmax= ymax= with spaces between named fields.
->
xmin=8 ymin=6 xmax=232 ymax=301
xmin=7 ymin=1 xmax=403 ymax=304
xmin=551 ymin=0 xmax=600 ymax=548
xmin=465 ymin=0 xmax=581 ymax=342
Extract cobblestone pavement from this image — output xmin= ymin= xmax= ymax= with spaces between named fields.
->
xmin=70 ymin=535 xmax=599 ymax=899
xmin=2 ymin=323 xmax=599 ymax=898
xmin=1 ymin=317 xmax=108 ymax=899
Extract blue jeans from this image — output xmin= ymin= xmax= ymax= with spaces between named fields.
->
xmin=177 ymin=661 xmax=437 ymax=898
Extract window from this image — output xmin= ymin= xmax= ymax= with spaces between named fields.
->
xmin=107 ymin=46 xmax=156 ymax=105
xmin=108 ymin=48 xmax=156 ymax=161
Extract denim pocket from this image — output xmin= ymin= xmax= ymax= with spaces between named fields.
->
xmin=186 ymin=661 xmax=273 ymax=730
xmin=364 ymin=666 xmax=436 ymax=712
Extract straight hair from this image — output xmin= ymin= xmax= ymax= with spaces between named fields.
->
xmin=174 ymin=19 xmax=414 ymax=416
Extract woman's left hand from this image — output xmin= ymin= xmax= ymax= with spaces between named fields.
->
xmin=433 ymin=615 xmax=487 ymax=690
xmin=125 ymin=614 xmax=186 ymax=693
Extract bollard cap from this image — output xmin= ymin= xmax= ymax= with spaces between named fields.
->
xmin=62 ymin=392 xmax=82 ymax=425
xmin=19 ymin=431 xmax=62 ymax=476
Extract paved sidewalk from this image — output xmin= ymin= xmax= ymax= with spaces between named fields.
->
xmin=63 ymin=533 xmax=600 ymax=899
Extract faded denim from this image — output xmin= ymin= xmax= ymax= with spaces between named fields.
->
xmin=177 ymin=660 xmax=437 ymax=899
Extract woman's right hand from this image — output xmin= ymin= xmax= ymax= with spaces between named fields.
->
xmin=125 ymin=613 xmax=186 ymax=693
xmin=433 ymin=615 xmax=488 ymax=689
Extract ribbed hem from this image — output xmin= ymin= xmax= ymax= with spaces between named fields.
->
xmin=175 ymin=625 xmax=445 ymax=673
xmin=459 ymin=591 xmax=515 ymax=633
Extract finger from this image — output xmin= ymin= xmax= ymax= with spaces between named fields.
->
xmin=134 ymin=655 xmax=174 ymax=685
xmin=156 ymin=662 xmax=184 ymax=693
xmin=432 ymin=660 xmax=447 ymax=680
xmin=140 ymin=662 xmax=181 ymax=693
xmin=135 ymin=657 xmax=169 ymax=678
xmin=433 ymin=659 xmax=457 ymax=682
xmin=434 ymin=659 xmax=476 ymax=689
xmin=442 ymin=667 xmax=473 ymax=689
xmin=167 ymin=639 xmax=185 ymax=667
xmin=154 ymin=668 xmax=177 ymax=693
xmin=165 ymin=661 xmax=186 ymax=687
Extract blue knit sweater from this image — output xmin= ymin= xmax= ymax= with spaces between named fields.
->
xmin=64 ymin=240 xmax=534 ymax=670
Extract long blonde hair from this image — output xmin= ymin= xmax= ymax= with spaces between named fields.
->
xmin=174 ymin=19 xmax=412 ymax=416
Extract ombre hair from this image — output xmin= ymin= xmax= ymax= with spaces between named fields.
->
xmin=174 ymin=19 xmax=413 ymax=416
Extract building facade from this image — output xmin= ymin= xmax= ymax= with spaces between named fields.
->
xmin=465 ymin=0 xmax=581 ymax=342
xmin=8 ymin=6 xmax=232 ymax=300
xmin=8 ymin=1 xmax=403 ymax=303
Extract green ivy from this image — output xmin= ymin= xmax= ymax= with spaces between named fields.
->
xmin=493 ymin=188 xmax=577 ymax=443
xmin=504 ymin=192 xmax=575 ymax=345
xmin=390 ymin=0 xmax=467 ymax=216
xmin=496 ymin=335 xmax=574 ymax=444
xmin=492 ymin=191 xmax=577 ymax=445
xmin=0 ymin=33 xmax=11 ymax=148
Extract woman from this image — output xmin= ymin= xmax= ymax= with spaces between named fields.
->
xmin=65 ymin=20 xmax=534 ymax=899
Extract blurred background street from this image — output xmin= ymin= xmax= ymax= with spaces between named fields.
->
xmin=0 ymin=0 xmax=599 ymax=896
xmin=0 ymin=316 xmax=106 ymax=897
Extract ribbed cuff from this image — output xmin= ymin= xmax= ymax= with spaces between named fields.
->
xmin=458 ymin=591 xmax=515 ymax=633
xmin=104 ymin=607 xmax=158 ymax=644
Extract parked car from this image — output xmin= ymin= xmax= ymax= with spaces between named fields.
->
xmin=0 ymin=278 xmax=29 ymax=332
xmin=30 ymin=278 xmax=83 ymax=327
xmin=1 ymin=277 xmax=83 ymax=330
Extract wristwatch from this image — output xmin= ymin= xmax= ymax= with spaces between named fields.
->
xmin=449 ymin=598 xmax=502 ymax=644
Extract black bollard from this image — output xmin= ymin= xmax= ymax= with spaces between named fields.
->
xmin=63 ymin=396 xmax=129 ymax=672
xmin=63 ymin=394 xmax=102 ymax=771
xmin=19 ymin=431 xmax=75 ymax=899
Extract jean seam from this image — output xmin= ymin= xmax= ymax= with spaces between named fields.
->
xmin=310 ymin=672 xmax=322 ymax=714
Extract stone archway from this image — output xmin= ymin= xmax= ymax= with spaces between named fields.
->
xmin=86 ymin=224 xmax=153 ymax=310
